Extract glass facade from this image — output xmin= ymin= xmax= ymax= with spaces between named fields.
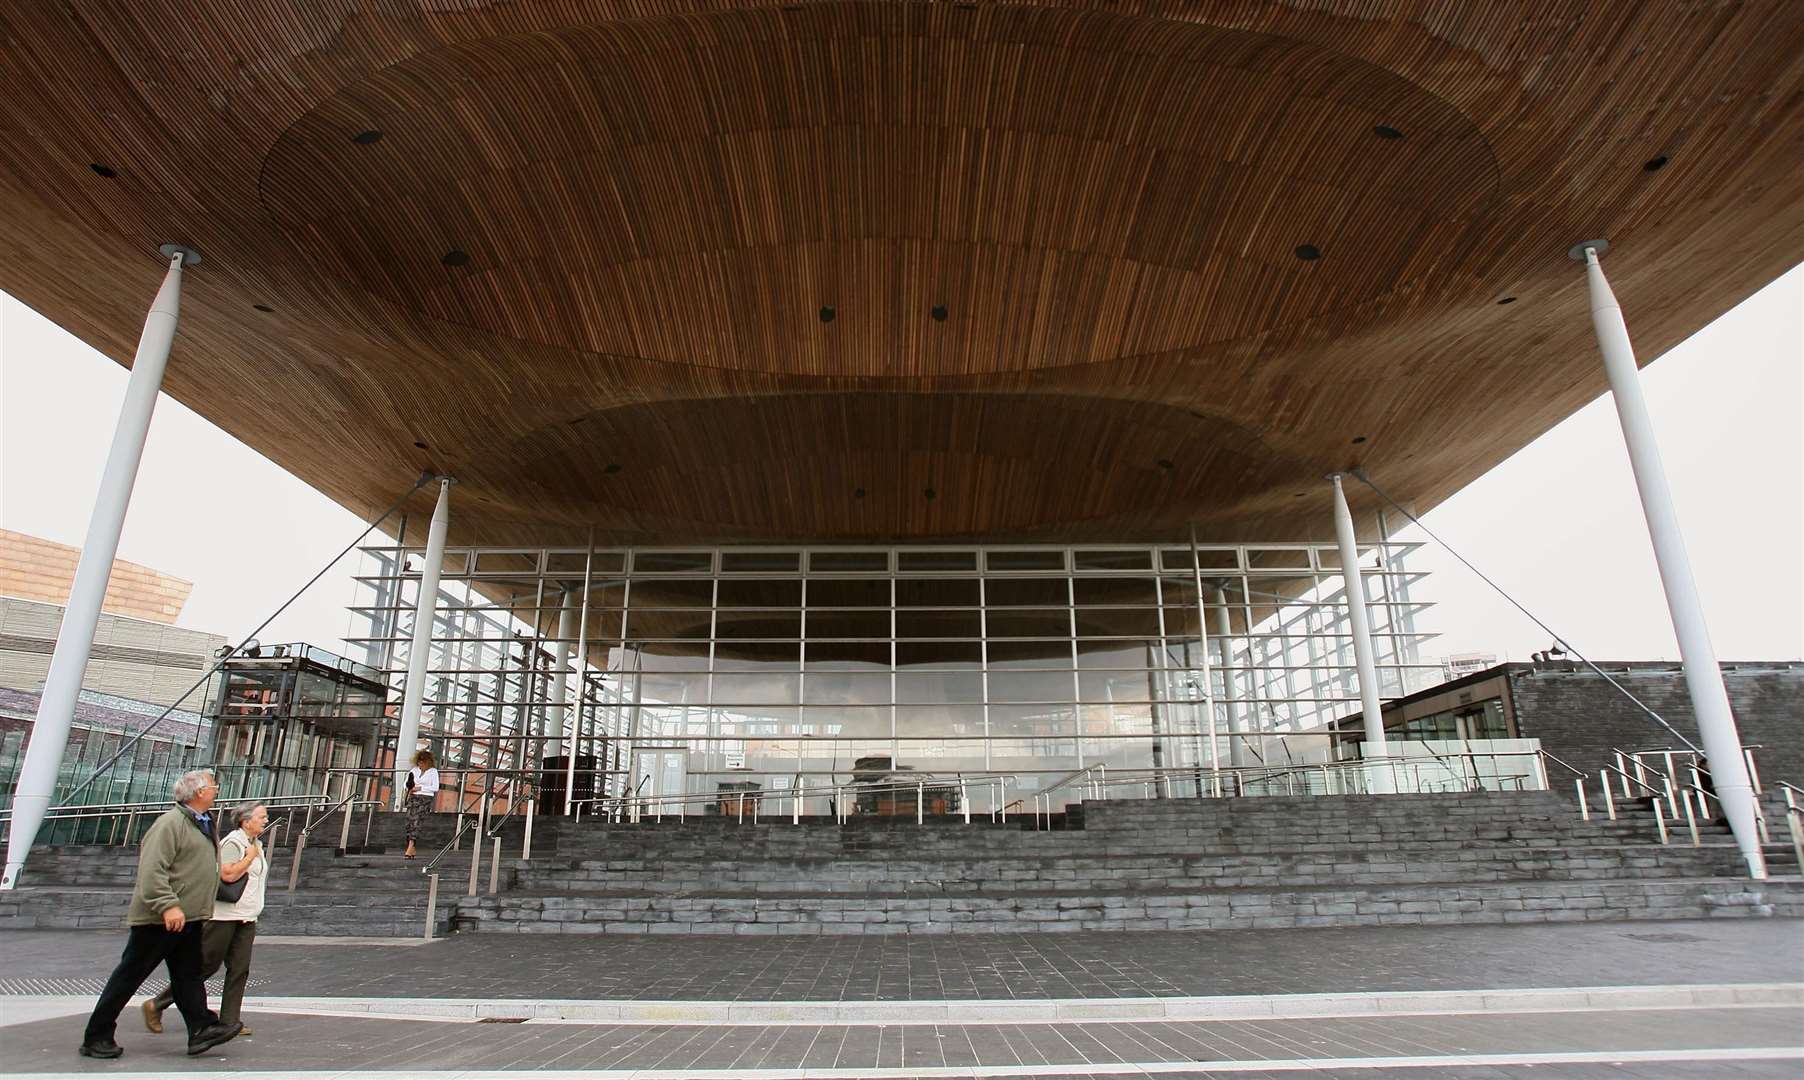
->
xmin=349 ymin=543 xmax=1437 ymax=809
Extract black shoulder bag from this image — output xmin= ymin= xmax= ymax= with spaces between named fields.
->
xmin=216 ymin=832 xmax=251 ymax=904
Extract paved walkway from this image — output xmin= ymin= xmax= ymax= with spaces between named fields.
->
xmin=0 ymin=918 xmax=1797 ymax=1077
xmin=0 ymin=1006 xmax=1799 ymax=1075
xmin=3 ymin=919 xmax=1799 ymax=1002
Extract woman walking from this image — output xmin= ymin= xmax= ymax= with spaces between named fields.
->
xmin=142 ymin=802 xmax=268 ymax=1037
xmin=403 ymin=750 xmax=439 ymax=859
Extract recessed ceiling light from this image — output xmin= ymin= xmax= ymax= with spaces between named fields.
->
xmin=931 ymin=304 xmax=948 ymax=322
xmin=569 ymin=416 xmax=587 ymax=426
xmin=1497 ymin=296 xmax=1517 ymax=305
xmin=252 ymin=304 xmax=274 ymax=313
xmin=414 ymin=441 xmax=429 ymax=450
xmin=352 ymin=130 xmax=384 ymax=145
xmin=819 ymin=305 xmax=836 ymax=323
xmin=1294 ymin=244 xmax=1322 ymax=261
xmin=854 ymin=487 xmax=866 ymax=499
xmin=1351 ymin=435 xmax=1368 ymax=444
xmin=603 ymin=463 xmax=621 ymax=474
xmin=441 ymin=249 xmax=470 ymax=267
xmin=1156 ymin=459 xmax=1175 ymax=470
xmin=89 ymin=163 xmax=117 ymax=178
xmin=924 ymin=487 xmax=937 ymax=500
xmin=1294 ymin=492 xmax=1307 ymax=498
xmin=1643 ymin=155 xmax=1669 ymax=172
xmin=1373 ymin=125 xmax=1405 ymax=140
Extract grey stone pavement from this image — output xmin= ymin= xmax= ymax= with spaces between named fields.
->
xmin=3 ymin=918 xmax=1800 ymax=1001
xmin=1 ymin=918 xmax=1799 ymax=1076
xmin=0 ymin=1004 xmax=1799 ymax=1075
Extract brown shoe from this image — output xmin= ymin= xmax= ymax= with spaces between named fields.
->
xmin=237 ymin=1026 xmax=251 ymax=1037
xmin=141 ymin=997 xmax=163 ymax=1034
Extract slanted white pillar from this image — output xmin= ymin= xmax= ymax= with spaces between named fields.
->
xmin=393 ymin=477 xmax=453 ymax=808
xmin=2 ymin=247 xmax=197 ymax=891
xmin=544 ymin=589 xmax=577 ymax=759
xmin=1330 ymin=473 xmax=1392 ymax=793
xmin=1576 ymin=240 xmax=1766 ymax=878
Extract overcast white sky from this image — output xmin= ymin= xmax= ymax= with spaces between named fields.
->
xmin=2 ymin=266 xmax=1800 ymax=665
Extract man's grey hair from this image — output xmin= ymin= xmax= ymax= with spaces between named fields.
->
xmin=233 ymin=802 xmax=267 ymax=827
xmin=172 ymin=769 xmax=215 ymax=804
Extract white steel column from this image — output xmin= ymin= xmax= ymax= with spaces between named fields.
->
xmin=392 ymin=477 xmax=453 ymax=808
xmin=2 ymin=247 xmax=196 ymax=891
xmin=1577 ymin=241 xmax=1766 ymax=878
xmin=1330 ymin=474 xmax=1392 ymax=793
xmin=1210 ymin=591 xmax=1249 ymax=769
xmin=544 ymin=589 xmax=577 ymax=759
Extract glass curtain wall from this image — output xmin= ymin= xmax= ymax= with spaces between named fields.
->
xmin=347 ymin=544 xmax=1436 ymax=809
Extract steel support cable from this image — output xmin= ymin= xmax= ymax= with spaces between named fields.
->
xmin=57 ymin=473 xmax=435 ymax=804
xmin=1349 ymin=468 xmax=1701 ymax=754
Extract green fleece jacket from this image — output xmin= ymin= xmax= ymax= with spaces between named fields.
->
xmin=126 ymin=805 xmax=217 ymax=926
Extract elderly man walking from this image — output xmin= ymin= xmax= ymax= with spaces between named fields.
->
xmin=78 ymin=769 xmax=243 ymax=1059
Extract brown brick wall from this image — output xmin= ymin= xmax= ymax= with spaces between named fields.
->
xmin=0 ymin=529 xmax=192 ymax=624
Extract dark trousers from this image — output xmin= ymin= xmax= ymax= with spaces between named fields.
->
xmin=84 ymin=922 xmax=215 ymax=1042
xmin=151 ymin=919 xmax=256 ymax=1025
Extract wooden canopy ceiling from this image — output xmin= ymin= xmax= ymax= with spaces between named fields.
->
xmin=1 ymin=1 xmax=1799 ymax=546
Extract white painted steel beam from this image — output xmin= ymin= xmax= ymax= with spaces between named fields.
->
xmin=1577 ymin=241 xmax=1765 ymax=878
xmin=2 ymin=248 xmax=195 ymax=891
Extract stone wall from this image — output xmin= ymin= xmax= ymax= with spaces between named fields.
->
xmin=1505 ymin=662 xmax=1804 ymax=792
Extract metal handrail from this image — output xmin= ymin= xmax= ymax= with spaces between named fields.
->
xmin=1537 ymin=749 xmax=1587 ymax=777
xmin=0 ymin=793 xmax=337 ymax=823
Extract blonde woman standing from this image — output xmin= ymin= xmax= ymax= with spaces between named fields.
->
xmin=143 ymin=802 xmax=268 ymax=1037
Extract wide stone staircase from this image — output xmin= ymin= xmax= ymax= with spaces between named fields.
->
xmin=3 ymin=790 xmax=1798 ymax=937
xmin=455 ymin=790 xmax=1802 ymax=935
xmin=0 ymin=813 xmax=531 ymax=936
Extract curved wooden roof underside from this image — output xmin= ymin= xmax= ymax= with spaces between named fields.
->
xmin=0 ymin=0 xmax=1799 ymax=546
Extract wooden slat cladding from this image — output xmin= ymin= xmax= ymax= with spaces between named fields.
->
xmin=0 ymin=1 xmax=1800 ymax=547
